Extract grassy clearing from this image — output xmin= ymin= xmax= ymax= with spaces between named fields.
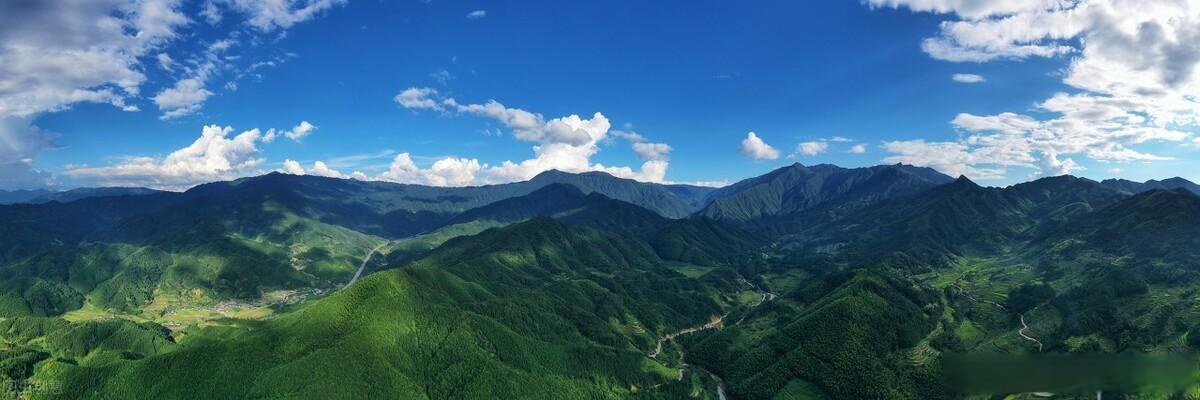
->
xmin=668 ymin=263 xmax=714 ymax=279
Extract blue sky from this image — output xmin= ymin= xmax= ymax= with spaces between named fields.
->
xmin=3 ymin=0 xmax=1198 ymax=190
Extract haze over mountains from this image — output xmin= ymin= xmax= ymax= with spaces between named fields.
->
xmin=1 ymin=163 xmax=1199 ymax=398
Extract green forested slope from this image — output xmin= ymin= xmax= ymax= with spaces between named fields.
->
xmin=698 ymin=163 xmax=953 ymax=227
xmin=14 ymin=219 xmax=748 ymax=399
xmin=2 ymin=166 xmax=1200 ymax=399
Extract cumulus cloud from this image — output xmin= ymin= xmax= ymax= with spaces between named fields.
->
xmin=280 ymin=158 xmax=372 ymax=181
xmin=612 ymin=130 xmax=672 ymax=161
xmin=154 ymin=78 xmax=214 ymax=119
xmin=260 ymin=120 xmax=318 ymax=143
xmin=263 ymin=120 xmax=317 ymax=143
xmin=378 ymin=153 xmax=483 ymax=187
xmin=848 ymin=144 xmax=868 ymax=154
xmin=1035 ymin=150 xmax=1083 ymax=177
xmin=739 ymin=132 xmax=780 ymax=160
xmin=281 ymin=159 xmax=305 ymax=175
xmin=870 ymin=0 xmax=1200 ymax=180
xmin=795 ymin=141 xmax=829 ymax=156
xmin=0 ymin=0 xmax=342 ymax=189
xmin=64 ymin=125 xmax=267 ymax=190
xmin=394 ymin=87 xmax=444 ymax=110
xmin=308 ymin=161 xmax=344 ymax=178
xmin=285 ymin=121 xmax=316 ymax=141
xmin=393 ymin=88 xmax=671 ymax=184
xmin=952 ymin=73 xmax=985 ymax=83
xmin=882 ymin=139 xmax=1007 ymax=179
xmin=632 ymin=142 xmax=672 ymax=161
xmin=0 ymin=0 xmax=183 ymax=119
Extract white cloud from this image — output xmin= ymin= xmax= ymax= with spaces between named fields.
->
xmin=394 ymin=87 xmax=444 ymax=110
xmin=378 ymin=153 xmax=422 ymax=183
xmin=0 ymin=0 xmax=340 ymax=189
xmin=262 ymin=120 xmax=317 ymax=143
xmin=795 ymin=141 xmax=829 ymax=156
xmin=632 ymin=142 xmax=672 ymax=161
xmin=610 ymin=130 xmax=646 ymax=142
xmin=378 ymin=153 xmax=483 ymax=187
xmin=151 ymin=39 xmax=239 ymax=119
xmin=200 ymin=0 xmax=222 ymax=25
xmin=134 ymin=0 xmax=189 ymax=40
xmin=285 ymin=121 xmax=316 ymax=141
xmin=952 ymin=73 xmax=985 ymax=83
xmin=0 ymin=1 xmax=183 ymax=119
xmin=466 ymin=10 xmax=487 ymax=19
xmin=0 ymin=0 xmax=337 ymax=120
xmin=393 ymin=88 xmax=672 ymax=184
xmin=424 ymin=157 xmax=483 ymax=186
xmin=871 ymin=0 xmax=1200 ymax=179
xmin=157 ymin=53 xmax=176 ymax=71
xmin=228 ymin=0 xmax=346 ymax=32
xmin=281 ymin=159 xmax=355 ymax=179
xmin=1034 ymin=150 xmax=1083 ymax=177
xmin=64 ymin=125 xmax=267 ymax=190
xmin=739 ymin=132 xmax=780 ymax=160
xmin=612 ymin=129 xmax=671 ymax=161
xmin=450 ymin=100 xmax=606 ymax=146
xmin=848 ymin=144 xmax=868 ymax=154
xmin=829 ymin=136 xmax=853 ymax=142
xmin=309 ymin=161 xmax=344 ymax=178
xmin=281 ymin=159 xmax=305 ymax=175
xmin=882 ymin=139 xmax=1008 ymax=179
xmin=154 ymin=78 xmax=214 ymax=119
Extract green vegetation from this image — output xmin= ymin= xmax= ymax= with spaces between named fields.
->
xmin=9 ymin=219 xmax=750 ymax=399
xmin=1 ymin=166 xmax=1199 ymax=399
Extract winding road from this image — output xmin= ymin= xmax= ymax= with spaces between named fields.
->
xmin=648 ymin=315 xmax=729 ymax=400
xmin=346 ymin=242 xmax=389 ymax=287
xmin=648 ymin=277 xmax=773 ymax=399
xmin=1018 ymin=314 xmax=1043 ymax=351
xmin=949 ymin=281 xmax=1042 ymax=352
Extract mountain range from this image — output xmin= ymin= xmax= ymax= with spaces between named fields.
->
xmin=1 ymin=163 xmax=1198 ymax=399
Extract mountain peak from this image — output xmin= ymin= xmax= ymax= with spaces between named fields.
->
xmin=1099 ymin=176 xmax=1200 ymax=195
xmin=529 ymin=182 xmax=587 ymax=197
xmin=953 ymin=175 xmax=978 ymax=186
xmin=529 ymin=169 xmax=572 ymax=181
xmin=530 ymin=169 xmax=615 ymax=180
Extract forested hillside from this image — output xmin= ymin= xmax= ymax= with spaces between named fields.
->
xmin=1 ymin=166 xmax=1199 ymax=399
